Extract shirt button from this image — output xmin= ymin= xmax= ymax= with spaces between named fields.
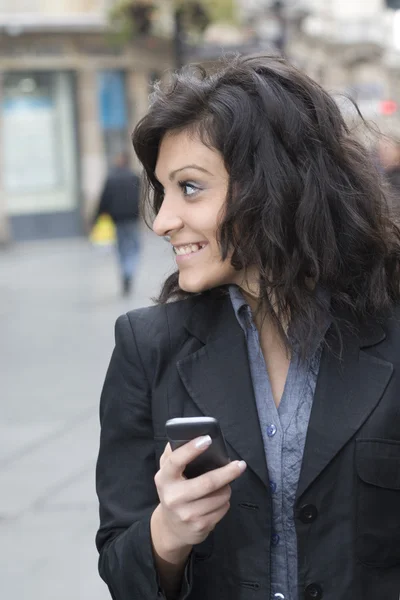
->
xmin=266 ymin=424 xmax=277 ymax=437
xmin=269 ymin=481 xmax=277 ymax=494
xmin=305 ymin=583 xmax=323 ymax=600
xmin=271 ymin=533 xmax=280 ymax=546
xmin=298 ymin=504 xmax=318 ymax=524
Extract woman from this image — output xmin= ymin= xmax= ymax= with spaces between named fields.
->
xmin=95 ymin=54 xmax=400 ymax=600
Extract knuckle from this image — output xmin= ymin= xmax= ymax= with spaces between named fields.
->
xmin=224 ymin=486 xmax=232 ymax=501
xmin=200 ymin=476 xmax=216 ymax=496
xmin=167 ymin=448 xmax=176 ymax=462
xmin=154 ymin=470 xmax=162 ymax=489
xmin=192 ymin=518 xmax=208 ymax=535
xmin=163 ymin=490 xmax=179 ymax=510
xmin=167 ymin=452 xmax=180 ymax=471
xmin=179 ymin=508 xmax=194 ymax=524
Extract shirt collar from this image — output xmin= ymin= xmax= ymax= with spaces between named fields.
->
xmin=228 ymin=285 xmax=250 ymax=332
xmin=228 ymin=284 xmax=331 ymax=356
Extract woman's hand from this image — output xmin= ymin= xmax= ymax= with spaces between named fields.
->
xmin=151 ymin=436 xmax=247 ymax=557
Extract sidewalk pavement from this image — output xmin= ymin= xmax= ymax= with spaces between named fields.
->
xmin=0 ymin=230 xmax=174 ymax=600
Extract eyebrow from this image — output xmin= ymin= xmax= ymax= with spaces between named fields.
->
xmin=155 ymin=164 xmax=213 ymax=183
xmin=169 ymin=164 xmax=213 ymax=180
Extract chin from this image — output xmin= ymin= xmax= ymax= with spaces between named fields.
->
xmin=178 ymin=270 xmax=232 ymax=294
xmin=178 ymin=275 xmax=209 ymax=294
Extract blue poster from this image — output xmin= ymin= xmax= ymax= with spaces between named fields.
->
xmin=98 ymin=71 xmax=128 ymax=130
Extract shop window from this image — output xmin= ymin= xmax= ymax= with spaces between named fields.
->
xmin=2 ymin=71 xmax=77 ymax=216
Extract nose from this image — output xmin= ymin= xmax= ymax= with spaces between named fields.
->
xmin=152 ymin=195 xmax=184 ymax=237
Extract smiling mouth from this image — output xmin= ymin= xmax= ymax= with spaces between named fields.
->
xmin=173 ymin=243 xmax=207 ymax=256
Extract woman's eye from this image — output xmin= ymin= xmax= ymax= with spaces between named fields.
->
xmin=178 ymin=181 xmax=200 ymax=197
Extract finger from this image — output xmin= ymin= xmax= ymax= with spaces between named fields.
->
xmin=159 ymin=442 xmax=172 ymax=469
xmin=177 ymin=486 xmax=231 ymax=522
xmin=161 ymin=435 xmax=213 ymax=480
xmin=184 ymin=460 xmax=247 ymax=501
xmin=203 ymin=500 xmax=231 ymax=523
xmin=194 ymin=503 xmax=231 ymax=537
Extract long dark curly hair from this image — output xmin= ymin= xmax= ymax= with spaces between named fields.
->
xmin=132 ymin=53 xmax=400 ymax=355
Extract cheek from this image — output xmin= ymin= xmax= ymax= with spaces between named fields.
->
xmin=193 ymin=198 xmax=225 ymax=240
xmin=208 ymin=238 xmax=222 ymax=260
xmin=204 ymin=250 xmax=238 ymax=283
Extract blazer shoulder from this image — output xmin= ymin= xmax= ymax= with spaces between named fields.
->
xmin=368 ymin=304 xmax=400 ymax=365
xmin=122 ymin=296 xmax=200 ymax=349
xmin=119 ymin=289 xmax=229 ymax=357
xmin=126 ymin=296 xmax=197 ymax=323
xmin=392 ymin=303 xmax=400 ymax=319
xmin=384 ymin=303 xmax=400 ymax=339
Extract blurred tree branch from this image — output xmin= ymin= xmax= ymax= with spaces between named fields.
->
xmin=108 ymin=0 xmax=238 ymax=66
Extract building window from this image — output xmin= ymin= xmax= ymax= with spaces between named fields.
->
xmin=2 ymin=73 xmax=61 ymax=192
xmin=1 ymin=71 xmax=77 ymax=216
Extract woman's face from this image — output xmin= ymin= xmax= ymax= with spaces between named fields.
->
xmin=153 ymin=129 xmax=245 ymax=293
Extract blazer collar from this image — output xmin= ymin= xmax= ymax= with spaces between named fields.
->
xmin=179 ymin=290 xmax=270 ymax=487
xmin=183 ymin=289 xmax=238 ymax=344
xmin=179 ymin=292 xmax=393 ymax=495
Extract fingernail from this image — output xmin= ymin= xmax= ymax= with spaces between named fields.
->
xmin=195 ymin=435 xmax=212 ymax=449
xmin=237 ymin=460 xmax=247 ymax=472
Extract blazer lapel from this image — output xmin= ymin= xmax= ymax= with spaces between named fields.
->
xmin=177 ymin=292 xmax=269 ymax=488
xmin=297 ymin=314 xmax=393 ymax=500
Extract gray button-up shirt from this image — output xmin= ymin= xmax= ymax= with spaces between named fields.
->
xmin=229 ymin=286 xmax=327 ymax=600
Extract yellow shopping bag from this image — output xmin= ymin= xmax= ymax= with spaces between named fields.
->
xmin=90 ymin=214 xmax=116 ymax=246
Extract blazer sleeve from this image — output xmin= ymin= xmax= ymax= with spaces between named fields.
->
xmin=95 ymin=313 xmax=194 ymax=600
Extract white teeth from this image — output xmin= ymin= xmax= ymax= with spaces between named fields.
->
xmin=175 ymin=243 xmax=205 ymax=255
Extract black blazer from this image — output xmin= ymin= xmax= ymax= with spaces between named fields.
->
xmin=96 ymin=290 xmax=400 ymax=600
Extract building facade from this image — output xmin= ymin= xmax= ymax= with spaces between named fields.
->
xmin=3 ymin=0 xmax=400 ymax=243
xmin=0 ymin=0 xmax=173 ymax=243
xmin=238 ymin=0 xmax=400 ymax=135
xmin=289 ymin=0 xmax=400 ymax=132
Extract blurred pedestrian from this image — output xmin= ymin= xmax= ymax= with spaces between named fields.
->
xmin=94 ymin=152 xmax=141 ymax=295
xmin=96 ymin=55 xmax=400 ymax=600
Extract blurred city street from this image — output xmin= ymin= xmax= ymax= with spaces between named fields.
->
xmin=0 ymin=229 xmax=173 ymax=600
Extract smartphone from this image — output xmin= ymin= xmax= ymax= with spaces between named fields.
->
xmin=165 ymin=416 xmax=230 ymax=479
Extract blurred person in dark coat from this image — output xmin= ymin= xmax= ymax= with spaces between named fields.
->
xmin=94 ymin=152 xmax=141 ymax=295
